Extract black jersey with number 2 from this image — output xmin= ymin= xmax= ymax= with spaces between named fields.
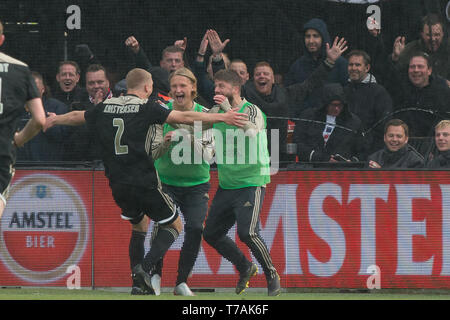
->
xmin=0 ymin=52 xmax=40 ymax=161
xmin=84 ymin=94 xmax=171 ymax=188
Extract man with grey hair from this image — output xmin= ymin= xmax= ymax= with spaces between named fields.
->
xmin=344 ymin=49 xmax=393 ymax=157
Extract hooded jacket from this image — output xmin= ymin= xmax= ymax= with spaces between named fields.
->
xmin=293 ymin=83 xmax=363 ymax=162
xmin=284 ymin=18 xmax=348 ymax=117
xmin=367 ymin=144 xmax=424 ymax=169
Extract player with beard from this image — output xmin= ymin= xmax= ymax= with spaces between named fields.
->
xmin=202 ymin=69 xmax=281 ymax=296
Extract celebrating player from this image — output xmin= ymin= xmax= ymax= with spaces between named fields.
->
xmin=140 ymin=67 xmax=214 ymax=296
xmin=203 ymin=69 xmax=281 ymax=296
xmin=0 ymin=20 xmax=46 ymax=219
xmin=44 ymin=68 xmax=247 ymax=293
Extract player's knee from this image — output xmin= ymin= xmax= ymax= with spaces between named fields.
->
xmin=183 ymin=225 xmax=203 ymax=247
xmin=169 ymin=216 xmax=183 ymax=234
xmin=131 ymin=215 xmax=149 ymax=232
xmin=0 ymin=204 xmax=5 ymax=221
xmin=237 ymin=230 xmax=253 ymax=245
xmin=202 ymin=226 xmax=216 ymax=246
xmin=184 ymin=223 xmax=203 ymax=237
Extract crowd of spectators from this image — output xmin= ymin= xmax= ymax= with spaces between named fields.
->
xmin=15 ymin=13 xmax=450 ymax=169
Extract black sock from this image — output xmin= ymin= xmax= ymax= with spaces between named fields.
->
xmin=142 ymin=226 xmax=179 ymax=273
xmin=150 ymin=224 xmax=164 ymax=276
xmin=129 ymin=230 xmax=147 ymax=270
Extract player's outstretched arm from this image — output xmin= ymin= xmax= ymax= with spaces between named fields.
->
xmin=43 ymin=110 xmax=86 ymax=132
xmin=14 ymin=97 xmax=46 ymax=147
xmin=166 ymin=108 xmax=248 ymax=127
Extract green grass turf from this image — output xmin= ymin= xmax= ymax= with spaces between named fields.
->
xmin=1 ymin=288 xmax=450 ymax=300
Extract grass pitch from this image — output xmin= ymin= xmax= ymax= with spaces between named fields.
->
xmin=1 ymin=287 xmax=450 ymax=300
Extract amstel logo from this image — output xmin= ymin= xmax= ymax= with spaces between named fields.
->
xmin=0 ymin=174 xmax=89 ymax=283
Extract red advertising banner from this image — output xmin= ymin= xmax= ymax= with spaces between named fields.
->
xmin=1 ymin=169 xmax=450 ymax=290
xmin=0 ymin=170 xmax=92 ymax=287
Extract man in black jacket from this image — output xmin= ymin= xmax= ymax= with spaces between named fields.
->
xmin=385 ymin=52 xmax=450 ymax=140
xmin=344 ymin=50 xmax=393 ymax=158
xmin=293 ymin=83 xmax=363 ymax=165
xmin=426 ymin=120 xmax=450 ymax=168
xmin=367 ymin=119 xmax=424 ymax=169
xmin=53 ymin=61 xmax=88 ymax=110
xmin=284 ymin=18 xmax=349 ymax=118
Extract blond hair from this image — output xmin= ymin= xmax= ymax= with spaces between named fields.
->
xmin=168 ymin=67 xmax=198 ymax=99
xmin=125 ymin=68 xmax=153 ymax=90
xmin=0 ymin=20 xmax=3 ymax=36
xmin=435 ymin=120 xmax=450 ymax=131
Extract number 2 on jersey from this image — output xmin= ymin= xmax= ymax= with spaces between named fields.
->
xmin=113 ymin=118 xmax=128 ymax=155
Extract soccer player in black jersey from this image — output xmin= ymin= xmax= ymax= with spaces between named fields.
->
xmin=0 ymin=21 xmax=46 ymax=219
xmin=45 ymin=67 xmax=247 ymax=293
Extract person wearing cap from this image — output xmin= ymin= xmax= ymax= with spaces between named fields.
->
xmin=114 ymin=79 xmax=127 ymax=96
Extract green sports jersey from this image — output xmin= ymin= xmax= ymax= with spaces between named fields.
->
xmin=154 ymin=102 xmax=211 ymax=187
xmin=213 ymin=100 xmax=271 ymax=189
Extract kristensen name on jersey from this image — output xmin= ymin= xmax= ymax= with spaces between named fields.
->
xmin=103 ymin=104 xmax=140 ymax=114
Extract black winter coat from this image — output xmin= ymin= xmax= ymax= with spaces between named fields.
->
xmin=344 ymin=75 xmax=393 ymax=157
xmin=385 ymin=61 xmax=450 ymax=137
xmin=426 ymin=149 xmax=450 ymax=168
xmin=367 ymin=144 xmax=424 ymax=168
xmin=293 ymin=83 xmax=363 ymax=162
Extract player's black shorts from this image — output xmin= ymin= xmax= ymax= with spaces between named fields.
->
xmin=110 ymin=182 xmax=179 ymax=226
xmin=0 ymin=163 xmax=14 ymax=206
